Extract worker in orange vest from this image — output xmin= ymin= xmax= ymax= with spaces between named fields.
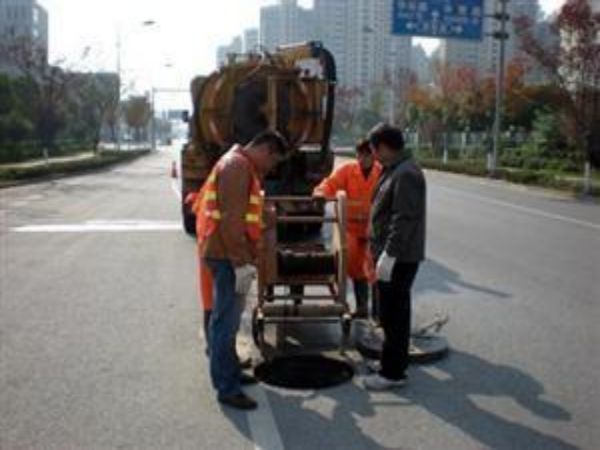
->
xmin=194 ymin=130 xmax=289 ymax=410
xmin=184 ymin=183 xmax=216 ymax=354
xmin=313 ymin=139 xmax=382 ymax=319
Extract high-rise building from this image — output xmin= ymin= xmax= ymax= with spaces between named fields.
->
xmin=410 ymin=44 xmax=431 ymax=86
xmin=243 ymin=28 xmax=259 ymax=53
xmin=314 ymin=0 xmax=348 ymax=86
xmin=215 ymin=36 xmax=243 ymax=67
xmin=314 ymin=0 xmax=411 ymax=104
xmin=259 ymin=0 xmax=316 ymax=51
xmin=0 ymin=0 xmax=48 ymax=73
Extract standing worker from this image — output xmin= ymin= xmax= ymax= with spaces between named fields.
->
xmin=188 ymin=184 xmax=251 ymax=369
xmin=185 ymin=182 xmax=214 ymax=354
xmin=363 ymin=124 xmax=426 ymax=391
xmin=199 ymin=130 xmax=289 ymax=410
xmin=313 ymin=139 xmax=382 ymax=319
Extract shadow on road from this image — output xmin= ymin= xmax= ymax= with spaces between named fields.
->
xmin=400 ymin=349 xmax=575 ymax=449
xmin=220 ymin=348 xmax=574 ymax=449
xmin=415 ymin=258 xmax=511 ymax=300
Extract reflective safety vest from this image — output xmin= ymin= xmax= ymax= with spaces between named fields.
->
xmin=194 ymin=148 xmax=263 ymax=242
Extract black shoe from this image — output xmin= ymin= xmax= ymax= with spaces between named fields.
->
xmin=240 ymin=372 xmax=258 ymax=385
xmin=218 ymin=392 xmax=257 ymax=410
xmin=238 ymin=356 xmax=253 ymax=370
xmin=352 ymin=310 xmax=368 ymax=319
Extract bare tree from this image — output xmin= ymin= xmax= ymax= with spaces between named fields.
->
xmin=516 ymin=0 xmax=600 ymax=167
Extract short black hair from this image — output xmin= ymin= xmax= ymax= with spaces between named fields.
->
xmin=250 ymin=130 xmax=290 ymax=156
xmin=368 ymin=123 xmax=404 ymax=152
xmin=355 ymin=138 xmax=371 ymax=155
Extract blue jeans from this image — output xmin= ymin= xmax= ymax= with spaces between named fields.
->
xmin=204 ymin=258 xmax=244 ymax=398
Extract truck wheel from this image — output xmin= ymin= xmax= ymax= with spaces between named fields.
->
xmin=182 ymin=204 xmax=196 ymax=235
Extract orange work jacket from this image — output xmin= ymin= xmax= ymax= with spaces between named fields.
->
xmin=313 ymin=160 xmax=382 ymax=238
xmin=193 ymin=149 xmax=263 ymax=244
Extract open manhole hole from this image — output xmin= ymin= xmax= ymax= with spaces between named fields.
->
xmin=254 ymin=355 xmax=354 ymax=389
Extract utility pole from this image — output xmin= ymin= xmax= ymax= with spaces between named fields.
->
xmin=490 ymin=0 xmax=510 ymax=176
xmin=151 ymin=87 xmax=156 ymax=151
xmin=116 ymin=27 xmax=122 ymax=151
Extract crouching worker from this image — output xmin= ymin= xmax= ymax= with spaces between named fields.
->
xmin=313 ymin=139 xmax=382 ymax=319
xmin=197 ymin=130 xmax=289 ymax=410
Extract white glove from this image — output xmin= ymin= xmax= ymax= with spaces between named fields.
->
xmin=234 ymin=264 xmax=257 ymax=295
xmin=376 ymin=251 xmax=396 ymax=282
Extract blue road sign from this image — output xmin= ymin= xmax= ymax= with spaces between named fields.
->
xmin=392 ymin=0 xmax=484 ymax=41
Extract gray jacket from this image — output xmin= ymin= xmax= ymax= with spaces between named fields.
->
xmin=369 ymin=155 xmax=426 ymax=262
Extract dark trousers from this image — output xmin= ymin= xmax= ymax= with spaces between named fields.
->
xmin=377 ymin=262 xmax=419 ymax=380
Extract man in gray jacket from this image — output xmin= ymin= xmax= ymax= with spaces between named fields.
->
xmin=363 ymin=123 xmax=426 ymax=390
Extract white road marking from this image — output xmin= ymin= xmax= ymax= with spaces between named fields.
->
xmin=12 ymin=220 xmax=181 ymax=233
xmin=245 ymin=385 xmax=285 ymax=450
xmin=436 ymin=185 xmax=600 ymax=232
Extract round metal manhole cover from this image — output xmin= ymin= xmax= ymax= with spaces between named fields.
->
xmin=355 ymin=323 xmax=449 ymax=364
xmin=254 ymin=355 xmax=354 ymax=389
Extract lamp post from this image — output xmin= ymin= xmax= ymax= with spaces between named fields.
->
xmin=115 ymin=20 xmax=157 ymax=150
xmin=489 ymin=0 xmax=510 ymax=176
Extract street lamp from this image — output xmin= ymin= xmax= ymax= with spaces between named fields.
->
xmin=115 ymin=19 xmax=157 ymax=151
xmin=489 ymin=0 xmax=510 ymax=176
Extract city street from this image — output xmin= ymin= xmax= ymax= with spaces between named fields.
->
xmin=1 ymin=148 xmax=598 ymax=449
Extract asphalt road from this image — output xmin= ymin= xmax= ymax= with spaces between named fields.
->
xmin=1 ymin=148 xmax=598 ymax=450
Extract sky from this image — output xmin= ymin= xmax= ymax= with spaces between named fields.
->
xmin=37 ymin=0 xmax=566 ymax=110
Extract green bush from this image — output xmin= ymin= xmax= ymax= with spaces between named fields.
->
xmin=0 ymin=149 xmax=149 ymax=183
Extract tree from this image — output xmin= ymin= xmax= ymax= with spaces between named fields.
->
xmin=124 ymin=96 xmax=151 ymax=142
xmin=69 ymin=73 xmax=119 ymax=151
xmin=0 ymin=36 xmax=83 ymax=150
xmin=0 ymin=74 xmax=34 ymax=145
xmin=515 ymin=0 xmax=600 ymax=167
xmin=334 ymin=86 xmax=363 ymax=137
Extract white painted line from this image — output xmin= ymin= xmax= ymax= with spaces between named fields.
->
xmin=437 ymin=186 xmax=600 ymax=232
xmin=245 ymin=385 xmax=285 ymax=450
xmin=171 ymin=179 xmax=182 ymax=201
xmin=12 ymin=220 xmax=181 ymax=233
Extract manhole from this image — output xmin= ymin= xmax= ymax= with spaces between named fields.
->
xmin=355 ymin=323 xmax=449 ymax=364
xmin=254 ymin=354 xmax=354 ymax=389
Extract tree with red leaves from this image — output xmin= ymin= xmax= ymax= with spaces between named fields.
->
xmin=515 ymin=0 xmax=600 ymax=168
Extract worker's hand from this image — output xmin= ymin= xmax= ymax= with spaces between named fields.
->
xmin=312 ymin=193 xmax=326 ymax=208
xmin=376 ymin=251 xmax=396 ymax=282
xmin=234 ymin=264 xmax=257 ymax=296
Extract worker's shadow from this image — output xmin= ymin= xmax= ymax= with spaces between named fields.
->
xmin=414 ymin=258 xmax=511 ymax=300
xmin=221 ymin=379 xmax=387 ymax=449
xmin=402 ymin=349 xmax=575 ymax=449
xmin=221 ymin=349 xmax=574 ymax=449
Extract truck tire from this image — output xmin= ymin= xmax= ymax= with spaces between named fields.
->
xmin=182 ymin=203 xmax=196 ymax=235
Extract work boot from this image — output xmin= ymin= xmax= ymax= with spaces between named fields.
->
xmin=218 ymin=392 xmax=258 ymax=410
xmin=363 ymin=373 xmax=407 ymax=391
xmin=240 ymin=372 xmax=258 ymax=385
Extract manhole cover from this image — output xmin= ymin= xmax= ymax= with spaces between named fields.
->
xmin=355 ymin=323 xmax=449 ymax=364
xmin=254 ymin=355 xmax=354 ymax=389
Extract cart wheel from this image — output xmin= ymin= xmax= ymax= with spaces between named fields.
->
xmin=251 ymin=308 xmax=265 ymax=348
xmin=340 ymin=314 xmax=352 ymax=354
